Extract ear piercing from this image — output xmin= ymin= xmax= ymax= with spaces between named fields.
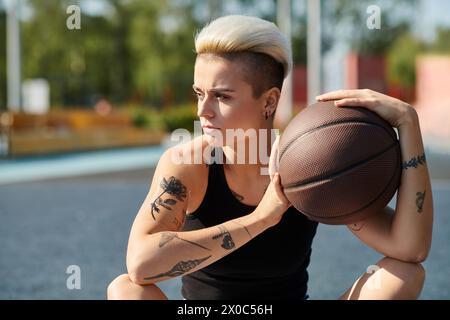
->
xmin=264 ymin=111 xmax=272 ymax=120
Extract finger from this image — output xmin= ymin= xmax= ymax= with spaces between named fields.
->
xmin=273 ymin=173 xmax=290 ymax=204
xmin=334 ymin=98 xmax=375 ymax=109
xmin=268 ymin=135 xmax=280 ymax=181
xmin=268 ymin=135 xmax=280 ymax=180
xmin=316 ymin=89 xmax=362 ymax=101
xmin=275 ymin=136 xmax=280 ymax=170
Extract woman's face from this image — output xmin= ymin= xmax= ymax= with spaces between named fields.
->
xmin=193 ymin=54 xmax=269 ymax=146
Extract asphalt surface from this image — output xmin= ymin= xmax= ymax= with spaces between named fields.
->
xmin=0 ymin=153 xmax=449 ymax=300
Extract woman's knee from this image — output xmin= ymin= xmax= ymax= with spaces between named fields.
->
xmin=378 ymin=257 xmax=425 ymax=297
xmin=107 ymin=274 xmax=132 ymax=300
xmin=107 ymin=274 xmax=168 ymax=300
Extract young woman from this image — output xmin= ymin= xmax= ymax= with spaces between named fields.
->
xmin=107 ymin=15 xmax=432 ymax=300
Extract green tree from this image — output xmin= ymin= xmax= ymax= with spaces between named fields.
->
xmin=20 ymin=0 xmax=202 ymax=108
xmin=429 ymin=27 xmax=450 ymax=53
xmin=326 ymin=0 xmax=416 ymax=55
xmin=15 ymin=0 xmax=350 ymax=109
xmin=22 ymin=0 xmax=89 ymax=106
xmin=120 ymin=0 xmax=200 ymax=106
xmin=386 ymin=33 xmax=423 ymax=88
xmin=0 ymin=9 xmax=6 ymax=110
xmin=386 ymin=27 xmax=450 ymax=90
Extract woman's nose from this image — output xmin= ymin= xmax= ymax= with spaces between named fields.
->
xmin=197 ymin=96 xmax=215 ymax=118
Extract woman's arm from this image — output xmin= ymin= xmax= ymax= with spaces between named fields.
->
xmin=127 ymin=145 xmax=289 ymax=285
xmin=128 ymin=209 xmax=269 ymax=285
xmin=347 ymin=111 xmax=433 ymax=262
xmin=316 ymin=89 xmax=434 ymax=262
xmin=389 ymin=111 xmax=433 ymax=260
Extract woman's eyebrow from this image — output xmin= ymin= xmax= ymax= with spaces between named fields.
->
xmin=192 ymin=85 xmax=235 ymax=93
xmin=210 ymin=87 xmax=235 ymax=93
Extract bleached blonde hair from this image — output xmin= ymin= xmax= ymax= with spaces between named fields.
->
xmin=195 ymin=15 xmax=292 ymax=79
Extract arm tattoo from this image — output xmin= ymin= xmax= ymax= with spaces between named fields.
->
xmin=150 ymin=176 xmax=187 ymax=220
xmin=159 ymin=232 xmax=177 ymax=247
xmin=172 ymin=209 xmax=186 ymax=229
xmin=232 ymin=221 xmax=252 ymax=239
xmin=402 ymin=152 xmax=427 ymax=170
xmin=143 ymin=255 xmax=211 ymax=280
xmin=172 ymin=216 xmax=184 ymax=230
xmin=230 ymin=189 xmax=244 ymax=202
xmin=159 ymin=232 xmax=211 ymax=251
xmin=416 ymin=190 xmax=426 ymax=213
xmin=213 ymin=225 xmax=236 ymax=250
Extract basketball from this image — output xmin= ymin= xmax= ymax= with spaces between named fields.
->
xmin=278 ymin=101 xmax=402 ymax=225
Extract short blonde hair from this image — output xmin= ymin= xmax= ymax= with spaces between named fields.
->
xmin=195 ymin=15 xmax=292 ymax=78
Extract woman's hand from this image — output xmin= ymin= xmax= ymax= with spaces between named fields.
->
xmin=316 ymin=89 xmax=418 ymax=128
xmin=255 ymin=172 xmax=291 ymax=227
xmin=253 ymin=135 xmax=291 ymax=227
xmin=268 ymin=134 xmax=280 ymax=181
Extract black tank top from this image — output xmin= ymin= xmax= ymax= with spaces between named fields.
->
xmin=181 ymin=160 xmax=318 ymax=300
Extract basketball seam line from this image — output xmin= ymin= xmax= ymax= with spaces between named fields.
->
xmin=283 ymin=140 xmax=400 ymax=189
xmin=296 ymin=147 xmax=401 ymax=222
xmin=279 ymin=120 xmax=396 ymax=160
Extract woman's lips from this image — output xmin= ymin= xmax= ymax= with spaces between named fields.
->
xmin=202 ymin=126 xmax=220 ymax=134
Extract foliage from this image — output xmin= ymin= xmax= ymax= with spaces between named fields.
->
xmin=126 ymin=103 xmax=197 ymax=133
xmin=1 ymin=0 xmax=436 ymax=112
xmin=127 ymin=106 xmax=164 ymax=130
xmin=0 ymin=0 xmax=310 ymax=110
xmin=291 ymin=17 xmax=307 ymax=65
xmin=0 ymin=11 xmax=5 ymax=109
xmin=428 ymin=27 xmax=450 ymax=54
xmin=328 ymin=0 xmax=417 ymax=55
xmin=386 ymin=33 xmax=423 ymax=88
xmin=161 ymin=104 xmax=198 ymax=133
xmin=16 ymin=0 xmax=201 ymax=108
xmin=386 ymin=27 xmax=450 ymax=88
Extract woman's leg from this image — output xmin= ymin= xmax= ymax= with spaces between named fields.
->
xmin=339 ymin=257 xmax=425 ymax=300
xmin=107 ymin=274 xmax=168 ymax=300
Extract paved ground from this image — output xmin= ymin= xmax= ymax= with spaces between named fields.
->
xmin=0 ymin=152 xmax=449 ymax=300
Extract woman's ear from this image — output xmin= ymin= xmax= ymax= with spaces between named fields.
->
xmin=263 ymin=87 xmax=281 ymax=116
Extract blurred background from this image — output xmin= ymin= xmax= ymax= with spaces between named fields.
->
xmin=0 ymin=0 xmax=449 ymax=299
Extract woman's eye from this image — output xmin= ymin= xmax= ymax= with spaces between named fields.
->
xmin=193 ymin=91 xmax=204 ymax=100
xmin=215 ymin=94 xmax=229 ymax=101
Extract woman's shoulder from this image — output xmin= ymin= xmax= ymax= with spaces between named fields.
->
xmin=161 ymin=135 xmax=211 ymax=170
xmin=158 ymin=135 xmax=210 ymax=203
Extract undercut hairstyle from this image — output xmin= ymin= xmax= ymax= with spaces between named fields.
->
xmin=195 ymin=15 xmax=292 ymax=98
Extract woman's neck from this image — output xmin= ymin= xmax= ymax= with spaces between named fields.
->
xmin=220 ymin=127 xmax=277 ymax=177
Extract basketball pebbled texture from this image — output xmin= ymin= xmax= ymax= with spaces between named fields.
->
xmin=278 ymin=101 xmax=402 ymax=225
